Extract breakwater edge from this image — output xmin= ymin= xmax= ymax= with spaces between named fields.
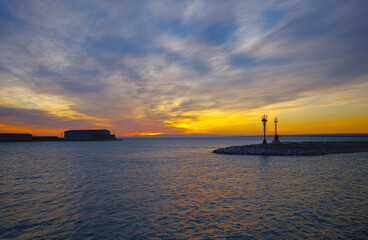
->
xmin=213 ymin=141 xmax=368 ymax=156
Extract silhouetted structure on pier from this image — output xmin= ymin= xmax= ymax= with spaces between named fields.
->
xmin=273 ymin=117 xmax=280 ymax=143
xmin=261 ymin=114 xmax=268 ymax=144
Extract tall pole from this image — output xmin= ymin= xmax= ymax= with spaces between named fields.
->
xmin=261 ymin=114 xmax=268 ymax=144
xmin=274 ymin=117 xmax=279 ymax=142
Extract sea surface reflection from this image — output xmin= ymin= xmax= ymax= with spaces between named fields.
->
xmin=1 ymin=136 xmax=368 ymax=239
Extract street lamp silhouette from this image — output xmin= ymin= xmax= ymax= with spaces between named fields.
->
xmin=273 ymin=117 xmax=280 ymax=143
xmin=261 ymin=114 xmax=268 ymax=144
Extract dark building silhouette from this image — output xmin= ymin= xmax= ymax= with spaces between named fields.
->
xmin=32 ymin=136 xmax=60 ymax=141
xmin=64 ymin=129 xmax=116 ymax=141
xmin=261 ymin=114 xmax=268 ymax=144
xmin=0 ymin=133 xmax=33 ymax=142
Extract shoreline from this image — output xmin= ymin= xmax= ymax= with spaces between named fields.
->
xmin=0 ymin=139 xmax=121 ymax=142
xmin=213 ymin=141 xmax=368 ymax=156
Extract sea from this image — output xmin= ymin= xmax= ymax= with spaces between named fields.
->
xmin=1 ymin=135 xmax=368 ymax=239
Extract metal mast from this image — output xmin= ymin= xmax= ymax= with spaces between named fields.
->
xmin=261 ymin=114 xmax=268 ymax=144
xmin=274 ymin=117 xmax=279 ymax=143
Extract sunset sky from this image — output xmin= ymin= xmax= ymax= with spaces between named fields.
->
xmin=1 ymin=0 xmax=367 ymax=136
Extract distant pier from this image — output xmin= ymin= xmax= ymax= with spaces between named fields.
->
xmin=213 ymin=141 xmax=368 ymax=156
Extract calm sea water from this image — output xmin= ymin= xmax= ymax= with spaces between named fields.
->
xmin=1 ymin=136 xmax=368 ymax=239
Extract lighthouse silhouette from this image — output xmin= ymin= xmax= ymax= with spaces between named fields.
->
xmin=273 ymin=117 xmax=280 ymax=144
xmin=261 ymin=115 xmax=281 ymax=144
xmin=261 ymin=114 xmax=267 ymax=144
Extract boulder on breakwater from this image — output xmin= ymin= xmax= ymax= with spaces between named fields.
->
xmin=213 ymin=141 xmax=368 ymax=156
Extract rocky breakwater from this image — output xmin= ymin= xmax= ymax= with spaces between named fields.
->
xmin=213 ymin=141 xmax=368 ymax=156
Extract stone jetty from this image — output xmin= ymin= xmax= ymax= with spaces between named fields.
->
xmin=213 ymin=141 xmax=368 ymax=156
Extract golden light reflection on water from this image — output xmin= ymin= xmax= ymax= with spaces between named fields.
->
xmin=1 ymin=138 xmax=368 ymax=238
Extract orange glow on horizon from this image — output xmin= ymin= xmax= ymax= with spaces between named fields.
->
xmin=2 ymin=122 xmax=368 ymax=137
xmin=2 ymin=96 xmax=368 ymax=137
xmin=1 ymin=2 xmax=368 ymax=139
xmin=126 ymin=132 xmax=167 ymax=136
xmin=0 ymin=124 xmax=64 ymax=136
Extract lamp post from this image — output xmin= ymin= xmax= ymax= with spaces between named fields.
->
xmin=273 ymin=117 xmax=280 ymax=143
xmin=261 ymin=114 xmax=268 ymax=144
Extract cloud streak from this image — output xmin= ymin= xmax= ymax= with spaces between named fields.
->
xmin=1 ymin=0 xmax=368 ymax=135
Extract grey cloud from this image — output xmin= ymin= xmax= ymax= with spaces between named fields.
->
xmin=0 ymin=0 xmax=367 ymax=133
xmin=0 ymin=106 xmax=95 ymax=130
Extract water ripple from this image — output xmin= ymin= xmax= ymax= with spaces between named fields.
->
xmin=0 ymin=138 xmax=368 ymax=239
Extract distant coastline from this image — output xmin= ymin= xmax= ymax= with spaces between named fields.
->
xmin=1 ymin=132 xmax=368 ymax=142
xmin=0 ymin=129 xmax=118 ymax=142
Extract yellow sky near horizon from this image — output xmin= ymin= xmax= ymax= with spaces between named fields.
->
xmin=1 ymin=1 xmax=368 ymax=137
xmin=1 ymin=82 xmax=367 ymax=136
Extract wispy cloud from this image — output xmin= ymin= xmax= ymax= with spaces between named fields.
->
xmin=0 ymin=0 xmax=367 ymax=135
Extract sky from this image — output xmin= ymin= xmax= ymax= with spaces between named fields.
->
xmin=0 ymin=0 xmax=368 ymax=136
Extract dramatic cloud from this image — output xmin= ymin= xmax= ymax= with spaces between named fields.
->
xmin=1 ymin=0 xmax=367 ymax=135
